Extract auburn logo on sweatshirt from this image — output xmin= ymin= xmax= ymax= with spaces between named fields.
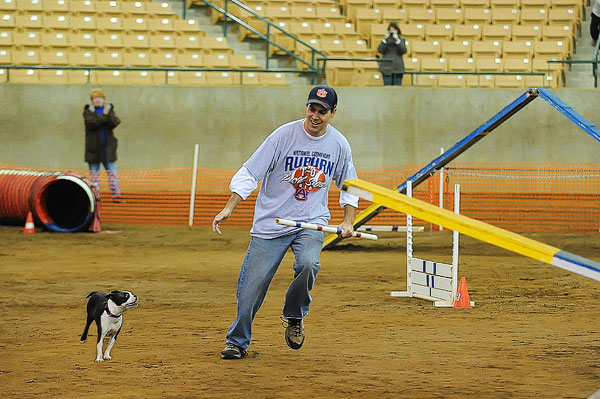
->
xmin=281 ymin=165 xmax=327 ymax=201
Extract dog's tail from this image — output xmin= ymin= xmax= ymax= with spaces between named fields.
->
xmin=85 ymin=292 xmax=98 ymax=298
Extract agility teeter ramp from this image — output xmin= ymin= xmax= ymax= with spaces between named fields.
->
xmin=324 ymin=88 xmax=600 ymax=250
xmin=341 ymin=178 xmax=600 ymax=282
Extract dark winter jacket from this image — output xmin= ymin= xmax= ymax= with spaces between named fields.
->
xmin=377 ymin=37 xmax=407 ymax=75
xmin=83 ymin=103 xmax=121 ymax=163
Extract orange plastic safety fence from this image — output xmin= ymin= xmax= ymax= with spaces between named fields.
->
xmin=2 ymin=162 xmax=599 ymax=233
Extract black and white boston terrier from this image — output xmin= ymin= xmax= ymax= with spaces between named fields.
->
xmin=80 ymin=291 xmax=138 ymax=362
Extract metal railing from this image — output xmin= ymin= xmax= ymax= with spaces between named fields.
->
xmin=184 ymin=0 xmax=326 ymax=82
xmin=547 ymin=59 xmax=600 ymax=88
xmin=0 ymin=65 xmax=308 ymax=85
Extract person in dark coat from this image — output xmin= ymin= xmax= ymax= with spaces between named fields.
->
xmin=84 ymin=88 xmax=123 ymax=202
xmin=377 ymin=22 xmax=407 ymax=86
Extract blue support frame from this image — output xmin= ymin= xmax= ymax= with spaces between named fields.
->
xmin=324 ymin=87 xmax=600 ymax=250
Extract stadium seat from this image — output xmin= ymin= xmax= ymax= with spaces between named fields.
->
xmin=149 ymin=17 xmax=175 ymax=33
xmin=438 ymin=74 xmax=466 ymax=88
xmin=408 ymin=8 xmax=435 ymax=24
xmin=325 ymin=60 xmax=354 ymax=85
xmin=44 ymin=14 xmax=70 ymax=32
xmin=315 ymin=6 xmax=345 ymax=22
xmin=0 ymin=68 xmax=7 ymax=83
xmin=490 ymin=0 xmax=518 ymax=8
xmin=169 ymin=71 xmax=207 ymax=86
xmin=399 ymin=23 xmax=425 ymax=41
xmin=472 ymin=40 xmax=502 ymax=58
xmin=201 ymin=36 xmax=233 ymax=55
xmin=441 ymin=40 xmax=471 ymax=59
xmin=0 ymin=0 xmax=16 ymax=11
xmin=175 ymin=34 xmax=203 ymax=51
xmin=149 ymin=34 xmax=176 ymax=50
xmin=0 ymin=48 xmax=12 ymax=64
xmin=465 ymin=74 xmax=494 ymax=88
xmin=147 ymin=1 xmax=176 ymax=17
xmin=373 ymin=0 xmax=400 ymax=11
xmin=448 ymin=57 xmax=475 ymax=71
xmin=14 ymin=31 xmax=42 ymax=48
xmin=0 ymin=14 xmax=16 ymax=30
xmin=402 ymin=0 xmax=430 ymax=10
xmin=453 ymin=24 xmax=481 ymax=41
xmin=258 ymin=71 xmax=289 ymax=86
xmin=481 ymin=24 xmax=511 ymax=41
xmin=543 ymin=25 xmax=572 ymax=56
xmin=503 ymin=40 xmax=534 ymax=58
xmin=15 ymin=14 xmax=44 ymax=30
xmin=123 ymin=33 xmax=150 ymax=49
xmin=205 ymin=71 xmax=238 ymax=86
xmin=503 ymin=57 xmax=532 ymax=72
xmin=16 ymin=0 xmax=43 ymax=13
xmin=9 ymin=68 xmax=41 ymax=83
xmin=39 ymin=69 xmax=71 ymax=84
xmin=435 ymin=8 xmax=463 ymax=24
xmin=370 ymin=23 xmax=387 ymax=50
xmin=404 ymin=56 xmax=420 ymax=71
xmin=121 ymin=1 xmax=148 ymax=16
xmin=312 ymin=21 xmax=337 ymax=39
xmin=44 ymin=0 xmax=69 ymax=14
xmin=97 ymin=33 xmax=125 ymax=49
xmin=178 ymin=52 xmax=204 ymax=67
xmin=0 ymin=31 xmax=14 ymax=47
xmin=494 ymin=74 xmax=524 ymax=88
xmin=523 ymin=73 xmax=552 ymax=89
xmin=333 ymin=21 xmax=360 ymax=40
xmin=534 ymin=40 xmax=567 ymax=59
xmin=382 ymin=9 xmax=408 ymax=25
xmin=345 ymin=38 xmax=371 ymax=57
xmin=96 ymin=1 xmax=122 ymax=15
xmin=123 ymin=17 xmax=150 ymax=32
xmin=124 ymin=70 xmax=164 ymax=86
xmin=90 ymin=70 xmax=126 ymax=85
xmin=344 ymin=0 xmax=371 ymax=21
xmin=521 ymin=0 xmax=548 ymax=11
xmin=548 ymin=9 xmax=577 ymax=31
xmin=173 ymin=19 xmax=205 ymax=35
xmin=40 ymin=49 xmax=69 ymax=65
xmin=290 ymin=5 xmax=320 ymax=23
xmin=69 ymin=49 xmax=97 ymax=66
xmin=520 ymin=8 xmax=548 ymax=25
xmin=490 ymin=8 xmax=519 ymax=25
xmin=151 ymin=51 xmax=178 ymax=67
xmin=414 ymin=74 xmax=437 ymax=87
xmin=97 ymin=16 xmax=125 ymax=32
xmin=410 ymin=40 xmax=441 ymax=57
xmin=420 ymin=56 xmax=448 ymax=71
xmin=123 ymin=50 xmax=151 ymax=67
xmin=12 ymin=48 xmax=41 ymax=64
xmin=204 ymin=52 xmax=230 ymax=68
xmin=512 ymin=25 xmax=542 ymax=41
xmin=463 ymin=8 xmax=491 ymax=25
xmin=321 ymin=38 xmax=347 ymax=57
xmin=230 ymin=53 xmax=259 ymax=68
xmin=425 ymin=24 xmax=453 ymax=41
xmin=354 ymin=8 xmax=382 ymax=39
xmin=350 ymin=70 xmax=384 ymax=86
xmin=97 ymin=50 xmax=125 ymax=66
xmin=475 ymin=56 xmax=503 ymax=72
xmin=70 ymin=15 xmax=98 ymax=32
xmin=431 ymin=0 xmax=459 ymax=8
xmin=460 ymin=0 xmax=490 ymax=10
xmin=70 ymin=0 xmax=97 ymax=14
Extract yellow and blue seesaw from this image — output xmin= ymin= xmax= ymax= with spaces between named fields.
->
xmin=341 ymin=178 xmax=600 ymax=282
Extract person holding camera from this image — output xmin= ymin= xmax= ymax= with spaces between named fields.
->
xmin=377 ymin=22 xmax=407 ymax=86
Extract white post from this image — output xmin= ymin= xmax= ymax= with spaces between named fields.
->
xmin=451 ymin=183 xmax=460 ymax=301
xmin=188 ymin=144 xmax=199 ymax=228
xmin=390 ymin=180 xmax=413 ymax=297
xmin=439 ymin=147 xmax=444 ymax=231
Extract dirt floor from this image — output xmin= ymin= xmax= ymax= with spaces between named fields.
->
xmin=1 ymin=224 xmax=599 ymax=399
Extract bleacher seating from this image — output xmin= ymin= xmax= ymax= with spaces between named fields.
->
xmin=0 ymin=0 xmax=289 ymax=86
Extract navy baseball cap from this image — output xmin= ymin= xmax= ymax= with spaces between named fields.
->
xmin=306 ymin=85 xmax=338 ymax=111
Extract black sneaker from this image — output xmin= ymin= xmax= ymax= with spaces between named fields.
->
xmin=282 ymin=317 xmax=305 ymax=350
xmin=220 ymin=343 xmax=247 ymax=359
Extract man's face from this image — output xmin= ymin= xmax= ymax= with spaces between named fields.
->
xmin=92 ymin=96 xmax=105 ymax=107
xmin=304 ymin=103 xmax=336 ymax=137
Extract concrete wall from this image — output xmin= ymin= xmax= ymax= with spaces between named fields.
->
xmin=1 ymin=85 xmax=599 ymax=170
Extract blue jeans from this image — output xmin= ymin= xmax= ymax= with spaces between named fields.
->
xmin=88 ymin=161 xmax=121 ymax=197
xmin=383 ymin=73 xmax=403 ymax=86
xmin=226 ymin=229 xmax=324 ymax=349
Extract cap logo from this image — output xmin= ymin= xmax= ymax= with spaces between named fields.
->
xmin=316 ymin=88 xmax=327 ymax=98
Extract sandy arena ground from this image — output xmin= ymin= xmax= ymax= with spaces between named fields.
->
xmin=1 ymin=224 xmax=599 ymax=399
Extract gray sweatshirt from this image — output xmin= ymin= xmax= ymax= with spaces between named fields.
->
xmin=230 ymin=119 xmax=359 ymax=239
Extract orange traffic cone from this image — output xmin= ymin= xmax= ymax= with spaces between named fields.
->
xmin=23 ymin=212 xmax=35 ymax=234
xmin=453 ymin=277 xmax=473 ymax=309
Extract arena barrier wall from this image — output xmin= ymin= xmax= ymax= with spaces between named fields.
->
xmin=1 ymin=162 xmax=599 ymax=234
xmin=0 ymin=169 xmax=100 ymax=232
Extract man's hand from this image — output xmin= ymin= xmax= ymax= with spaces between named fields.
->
xmin=212 ymin=193 xmax=243 ymax=235
xmin=337 ymin=220 xmax=354 ymax=239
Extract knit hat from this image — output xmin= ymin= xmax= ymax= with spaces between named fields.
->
xmin=90 ymin=88 xmax=105 ymax=99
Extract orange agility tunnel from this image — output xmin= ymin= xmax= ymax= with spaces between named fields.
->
xmin=0 ymin=169 xmax=101 ymax=233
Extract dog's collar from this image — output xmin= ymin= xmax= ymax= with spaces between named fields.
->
xmin=105 ymin=304 xmax=121 ymax=318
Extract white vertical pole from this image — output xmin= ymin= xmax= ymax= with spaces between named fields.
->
xmin=439 ymin=147 xmax=444 ymax=231
xmin=406 ymin=180 xmax=413 ymax=295
xmin=451 ymin=183 xmax=460 ymax=301
xmin=188 ymin=144 xmax=199 ymax=228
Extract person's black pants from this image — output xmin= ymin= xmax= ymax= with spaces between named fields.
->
xmin=591 ymin=12 xmax=600 ymax=42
